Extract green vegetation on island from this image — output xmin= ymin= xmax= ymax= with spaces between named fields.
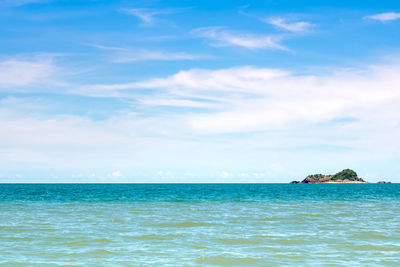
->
xmin=331 ymin=169 xmax=358 ymax=181
xmin=290 ymin=169 xmax=367 ymax=183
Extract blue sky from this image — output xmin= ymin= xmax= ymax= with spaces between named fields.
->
xmin=1 ymin=0 xmax=400 ymax=182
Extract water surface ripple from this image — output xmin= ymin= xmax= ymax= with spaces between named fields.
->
xmin=0 ymin=184 xmax=399 ymax=266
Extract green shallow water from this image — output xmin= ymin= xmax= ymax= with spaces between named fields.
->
xmin=0 ymin=184 xmax=399 ymax=266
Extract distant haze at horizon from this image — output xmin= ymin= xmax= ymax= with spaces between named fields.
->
xmin=0 ymin=0 xmax=400 ymax=183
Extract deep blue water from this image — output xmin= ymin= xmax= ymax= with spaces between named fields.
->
xmin=1 ymin=183 xmax=399 ymax=202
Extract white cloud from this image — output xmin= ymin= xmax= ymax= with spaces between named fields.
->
xmin=113 ymin=50 xmax=205 ymax=63
xmin=237 ymin=172 xmax=266 ymax=181
xmin=156 ymin=170 xmax=175 ymax=180
xmin=266 ymin=17 xmax=314 ymax=32
xmin=123 ymin=8 xmax=159 ymax=25
xmin=111 ymin=170 xmax=123 ymax=178
xmin=0 ymin=96 xmax=48 ymax=115
xmin=79 ymin=61 xmax=400 ymax=138
xmin=91 ymin=45 xmax=207 ymax=63
xmin=0 ymin=0 xmax=49 ymax=7
xmin=122 ymin=8 xmax=177 ymax=26
xmin=139 ymin=98 xmax=216 ymax=108
xmin=252 ymin=173 xmax=265 ymax=179
xmin=191 ymin=27 xmax=285 ymax=50
xmin=73 ymin=66 xmax=288 ymax=99
xmin=219 ymin=171 xmax=229 ymax=179
xmin=183 ymin=66 xmax=400 ymax=133
xmin=365 ymin=12 xmax=400 ymax=22
xmin=2 ymin=59 xmax=400 ymax=181
xmin=0 ymin=58 xmax=54 ymax=89
xmin=0 ymin=114 xmax=129 ymax=147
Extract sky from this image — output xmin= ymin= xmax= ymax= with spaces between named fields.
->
xmin=1 ymin=0 xmax=400 ymax=183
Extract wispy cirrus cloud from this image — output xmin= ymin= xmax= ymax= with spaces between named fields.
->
xmin=0 ymin=57 xmax=54 ymax=89
xmin=364 ymin=12 xmax=400 ymax=22
xmin=265 ymin=17 xmax=314 ymax=33
xmin=112 ymin=50 xmax=206 ymax=63
xmin=191 ymin=27 xmax=285 ymax=50
xmin=90 ymin=44 xmax=208 ymax=63
xmin=122 ymin=8 xmax=180 ymax=26
xmin=0 ymin=0 xmax=50 ymax=7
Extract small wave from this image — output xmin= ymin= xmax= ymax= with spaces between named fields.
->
xmin=254 ymin=247 xmax=283 ymax=252
xmin=301 ymin=213 xmax=321 ymax=217
xmin=64 ymin=241 xmax=88 ymax=246
xmin=215 ymin=238 xmax=263 ymax=245
xmin=274 ymin=254 xmax=306 ymax=259
xmin=332 ymin=244 xmax=400 ymax=251
xmin=123 ymin=233 xmax=184 ymax=240
xmin=3 ymin=236 xmax=35 ymax=241
xmin=61 ymin=238 xmax=112 ymax=245
xmin=94 ymin=238 xmax=112 ymax=243
xmin=352 ymin=245 xmax=400 ymax=251
xmin=256 ymin=216 xmax=284 ymax=221
xmin=196 ymin=255 xmax=262 ymax=265
xmin=133 ymin=234 xmax=168 ymax=240
xmin=254 ymin=234 xmax=273 ymax=239
xmin=0 ymin=226 xmax=28 ymax=233
xmin=275 ymin=239 xmax=308 ymax=245
xmin=351 ymin=232 xmax=393 ymax=240
xmin=152 ymin=221 xmax=218 ymax=227
xmin=0 ymin=262 xmax=27 ymax=266
xmin=192 ymin=245 xmax=208 ymax=249
xmin=336 ymin=213 xmax=350 ymax=217
xmin=77 ymin=249 xmax=115 ymax=256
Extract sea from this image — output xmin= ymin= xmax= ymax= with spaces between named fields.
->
xmin=0 ymin=183 xmax=399 ymax=266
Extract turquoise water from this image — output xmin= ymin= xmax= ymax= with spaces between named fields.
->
xmin=0 ymin=184 xmax=399 ymax=266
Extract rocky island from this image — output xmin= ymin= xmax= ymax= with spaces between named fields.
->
xmin=291 ymin=169 xmax=367 ymax=183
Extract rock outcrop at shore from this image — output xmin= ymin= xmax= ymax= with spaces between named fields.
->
xmin=291 ymin=169 xmax=367 ymax=183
